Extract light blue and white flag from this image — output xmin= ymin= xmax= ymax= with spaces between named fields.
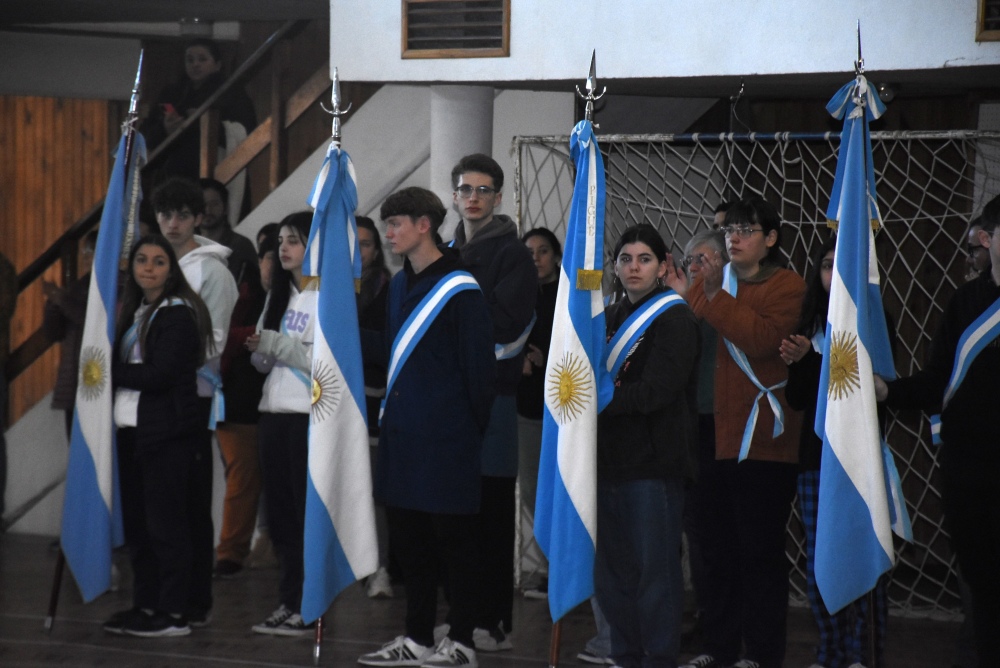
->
xmin=815 ymin=75 xmax=912 ymax=615
xmin=534 ymin=120 xmax=614 ymax=621
xmin=300 ymin=142 xmax=378 ymax=622
xmin=61 ymin=132 xmax=145 ymax=602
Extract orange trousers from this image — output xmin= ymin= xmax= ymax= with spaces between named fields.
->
xmin=215 ymin=423 xmax=262 ymax=564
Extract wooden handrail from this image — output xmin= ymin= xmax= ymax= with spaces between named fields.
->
xmin=215 ymin=65 xmax=333 ymax=184
xmin=6 ymin=19 xmax=318 ymax=383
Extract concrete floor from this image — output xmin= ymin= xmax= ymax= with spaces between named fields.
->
xmin=0 ymin=533 xmax=962 ymax=667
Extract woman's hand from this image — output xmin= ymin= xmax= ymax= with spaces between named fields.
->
xmin=779 ymin=334 xmax=812 ymax=365
xmin=700 ymin=250 xmax=724 ymax=300
xmin=873 ymin=375 xmax=889 ymax=402
xmin=662 ymin=254 xmax=688 ymax=297
xmin=523 ymin=344 xmax=544 ymax=376
xmin=245 ymin=333 xmax=260 ymax=353
xmin=162 ymin=108 xmax=185 ymax=135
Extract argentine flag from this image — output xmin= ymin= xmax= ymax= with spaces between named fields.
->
xmin=815 ymin=76 xmax=912 ymax=615
xmin=300 ymin=142 xmax=378 ymax=623
xmin=61 ymin=132 xmax=145 ymax=601
xmin=534 ymin=120 xmax=614 ymax=621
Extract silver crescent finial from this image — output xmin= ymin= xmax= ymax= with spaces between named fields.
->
xmin=320 ymin=67 xmax=353 ymax=145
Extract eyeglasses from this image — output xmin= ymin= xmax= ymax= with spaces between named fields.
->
xmin=681 ymin=253 xmax=705 ymax=269
xmin=456 ymin=185 xmax=498 ymax=199
xmin=720 ymin=225 xmax=763 ymax=239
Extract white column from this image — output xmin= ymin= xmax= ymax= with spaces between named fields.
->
xmin=430 ymin=85 xmax=494 ymax=240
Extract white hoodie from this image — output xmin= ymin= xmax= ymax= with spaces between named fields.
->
xmin=253 ymin=281 xmax=317 ymax=414
xmin=179 ymin=235 xmax=238 ymax=398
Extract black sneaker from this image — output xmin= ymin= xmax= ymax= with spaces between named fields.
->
xmin=270 ymin=612 xmax=315 ymax=637
xmin=186 ymin=608 xmax=212 ymax=628
xmin=252 ymin=604 xmax=294 ymax=635
xmin=122 ymin=610 xmax=191 ymax=638
xmin=213 ymin=559 xmax=243 ymax=579
xmin=102 ymin=607 xmax=142 ymax=635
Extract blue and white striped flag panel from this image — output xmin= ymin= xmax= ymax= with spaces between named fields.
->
xmin=61 ymin=133 xmax=144 ymax=602
xmin=300 ymin=143 xmax=378 ymax=622
xmin=825 ymin=75 xmax=885 ymax=228
xmin=814 ymin=79 xmax=910 ymax=615
xmin=534 ymin=120 xmax=613 ymax=622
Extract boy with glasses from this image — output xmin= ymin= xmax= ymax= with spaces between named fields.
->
xmin=448 ymin=154 xmax=537 ymax=651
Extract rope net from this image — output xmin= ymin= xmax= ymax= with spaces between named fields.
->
xmin=513 ymin=129 xmax=1000 ymax=618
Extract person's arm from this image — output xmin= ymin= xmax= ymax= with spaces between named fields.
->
xmin=456 ymin=291 xmax=497 ymax=432
xmin=199 ymin=261 xmax=239 ymax=357
xmin=489 ymin=245 xmax=539 ymax=346
xmin=603 ymin=308 xmax=700 ymax=417
xmin=882 ymin=298 xmax=957 ymax=412
xmin=785 ymin=346 xmax=822 ymax=412
xmin=695 ymin=271 xmax=805 ymax=359
xmin=113 ymin=308 xmax=199 ymax=392
xmin=255 ymin=329 xmax=312 ymax=373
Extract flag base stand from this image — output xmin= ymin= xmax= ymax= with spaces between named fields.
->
xmin=44 ymin=549 xmax=66 ymax=632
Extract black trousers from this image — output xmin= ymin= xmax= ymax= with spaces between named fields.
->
xmin=387 ymin=506 xmax=480 ymax=648
xmin=940 ymin=448 xmax=1000 ymax=663
xmin=476 ymin=475 xmax=516 ymax=633
xmin=692 ymin=457 xmax=798 ymax=668
xmin=258 ymin=412 xmax=309 ymax=611
xmin=119 ymin=427 xmax=208 ymax=615
xmin=187 ymin=399 xmax=215 ymax=617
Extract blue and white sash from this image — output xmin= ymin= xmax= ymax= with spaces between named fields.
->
xmin=603 ymin=291 xmax=686 ymax=379
xmin=379 ymin=270 xmax=480 ymax=423
xmin=929 ymin=294 xmax=1000 ymax=444
xmin=721 ymin=264 xmax=787 ymax=462
xmin=496 ymin=313 xmax=537 ymax=361
xmin=198 ymin=365 xmax=225 ymax=430
xmin=119 ymin=297 xmax=186 ymax=361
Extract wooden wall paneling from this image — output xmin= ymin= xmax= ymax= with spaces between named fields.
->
xmin=3 ymin=96 xmax=112 ymax=424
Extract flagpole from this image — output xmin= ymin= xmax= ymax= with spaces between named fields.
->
xmin=541 ymin=51 xmax=606 ymax=668
xmin=44 ymin=49 xmax=144 ymax=634
xmin=307 ymin=65 xmax=352 ymax=667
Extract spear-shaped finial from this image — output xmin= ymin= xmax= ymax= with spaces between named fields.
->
xmin=575 ymin=50 xmax=606 ymax=125
xmin=127 ymin=49 xmax=144 ymax=119
xmin=321 ymin=67 xmax=353 ymax=146
xmin=854 ymin=20 xmax=864 ymax=75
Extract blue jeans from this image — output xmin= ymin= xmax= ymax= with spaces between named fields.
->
xmin=595 ymin=477 xmax=685 ymax=668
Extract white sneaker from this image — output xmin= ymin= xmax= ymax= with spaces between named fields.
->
xmin=472 ymin=625 xmax=512 ymax=652
xmin=432 ymin=623 xmax=450 ymax=644
xmin=366 ymin=566 xmax=393 ymax=599
xmin=421 ymin=638 xmax=477 ymax=668
xmin=359 ymin=636 xmax=433 ymax=666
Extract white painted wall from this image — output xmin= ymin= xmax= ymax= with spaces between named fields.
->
xmin=0 ymin=32 xmax=141 ymax=99
xmin=331 ymin=0 xmax=1000 ymax=82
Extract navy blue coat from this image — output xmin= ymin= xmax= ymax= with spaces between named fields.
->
xmin=114 ymin=304 xmax=204 ymax=452
xmin=373 ymin=252 xmax=496 ymax=514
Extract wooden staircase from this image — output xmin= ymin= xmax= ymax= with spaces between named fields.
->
xmin=4 ymin=19 xmax=378 ymax=419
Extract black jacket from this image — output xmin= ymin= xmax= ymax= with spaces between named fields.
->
xmin=453 ymin=215 xmax=538 ymax=395
xmin=114 ymin=305 xmax=204 ymax=451
xmin=886 ymin=270 xmax=1000 ymax=463
xmin=598 ymin=289 xmax=701 ymax=483
xmin=374 ymin=250 xmax=496 ymax=514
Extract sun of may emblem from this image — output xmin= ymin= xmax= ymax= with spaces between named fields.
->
xmin=828 ymin=330 xmax=861 ymax=400
xmin=547 ymin=352 xmax=592 ymax=424
xmin=311 ymin=362 xmax=341 ymax=422
xmin=79 ymin=346 xmax=108 ymax=401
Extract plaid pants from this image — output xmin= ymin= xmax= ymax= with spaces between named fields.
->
xmin=798 ymin=470 xmax=888 ymax=668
